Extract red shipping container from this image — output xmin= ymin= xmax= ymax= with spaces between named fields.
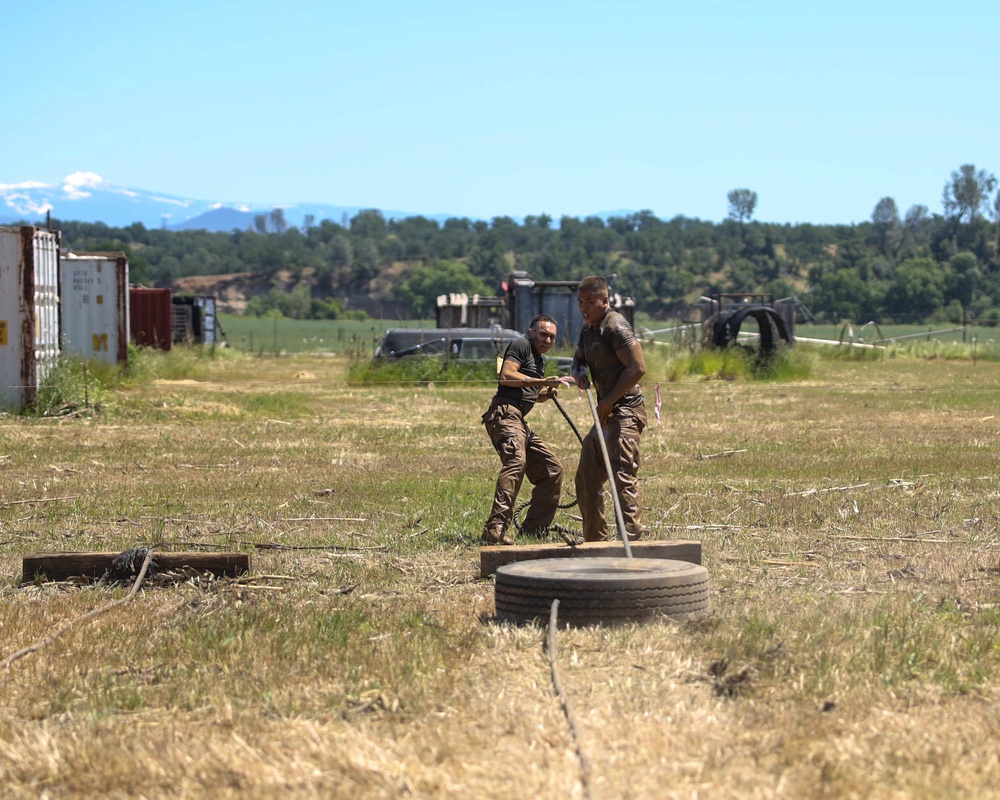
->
xmin=129 ymin=287 xmax=172 ymax=351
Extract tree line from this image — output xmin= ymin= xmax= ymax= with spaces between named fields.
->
xmin=50 ymin=162 xmax=1000 ymax=325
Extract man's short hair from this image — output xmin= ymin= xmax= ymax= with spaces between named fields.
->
xmin=577 ymin=275 xmax=609 ymax=297
xmin=528 ymin=313 xmax=557 ymax=331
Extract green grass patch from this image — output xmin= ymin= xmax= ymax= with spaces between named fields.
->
xmin=33 ymin=356 xmax=121 ymax=416
xmin=346 ymin=355 xmax=500 ymax=384
xmin=647 ymin=343 xmax=815 ymax=382
xmin=220 ymin=315 xmax=435 ymax=355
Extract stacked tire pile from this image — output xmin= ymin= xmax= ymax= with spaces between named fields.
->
xmin=494 ymin=557 xmax=710 ymax=626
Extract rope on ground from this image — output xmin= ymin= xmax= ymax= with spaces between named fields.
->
xmin=1 ymin=549 xmax=154 ymax=671
xmin=512 ymin=497 xmax=580 ymax=538
xmin=548 ymin=599 xmax=592 ymax=800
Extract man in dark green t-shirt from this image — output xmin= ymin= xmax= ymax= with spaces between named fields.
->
xmin=571 ymin=275 xmax=648 ymax=542
xmin=481 ymin=315 xmax=573 ymax=545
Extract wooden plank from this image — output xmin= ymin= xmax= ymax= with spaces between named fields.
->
xmin=480 ymin=539 xmax=701 ymax=578
xmin=22 ymin=551 xmax=251 ymax=583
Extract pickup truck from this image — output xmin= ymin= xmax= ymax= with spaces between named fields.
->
xmin=374 ymin=327 xmax=572 ymax=372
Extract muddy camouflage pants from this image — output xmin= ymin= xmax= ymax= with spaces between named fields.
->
xmin=482 ymin=402 xmax=563 ymax=538
xmin=575 ymin=405 xmax=646 ymax=542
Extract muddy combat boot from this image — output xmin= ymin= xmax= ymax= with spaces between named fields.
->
xmin=481 ymin=527 xmax=513 ymax=546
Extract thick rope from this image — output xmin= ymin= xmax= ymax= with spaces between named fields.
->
xmin=548 ymin=599 xmax=592 ymax=800
xmin=551 ymin=394 xmax=584 ymax=444
xmin=1 ymin=550 xmax=154 ymax=670
xmin=507 ymin=389 xmax=583 ymax=538
xmin=511 ymin=496 xmax=580 ymax=539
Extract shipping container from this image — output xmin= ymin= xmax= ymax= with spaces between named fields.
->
xmin=435 ymin=293 xmax=504 ymax=329
xmin=433 ymin=274 xmax=635 ymax=346
xmin=129 ymin=287 xmax=172 ymax=350
xmin=60 ymin=252 xmax=130 ymax=365
xmin=506 ymin=272 xmax=635 ymax=346
xmin=0 ymin=226 xmax=61 ymax=411
xmin=172 ymin=294 xmax=219 ymax=344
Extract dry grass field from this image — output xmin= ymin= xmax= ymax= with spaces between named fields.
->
xmin=2 ymin=346 xmax=1000 ymax=799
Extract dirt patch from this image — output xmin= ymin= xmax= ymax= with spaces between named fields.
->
xmin=170 ymin=272 xmax=297 ymax=314
xmin=168 ymin=269 xmax=410 ymax=317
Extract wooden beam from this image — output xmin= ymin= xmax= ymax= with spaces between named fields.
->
xmin=480 ymin=539 xmax=701 ymax=578
xmin=22 ymin=551 xmax=251 ymax=583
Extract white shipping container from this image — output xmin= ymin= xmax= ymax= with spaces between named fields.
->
xmin=194 ymin=295 xmax=217 ymax=343
xmin=60 ymin=252 xmax=130 ymax=365
xmin=0 ymin=226 xmax=60 ymax=412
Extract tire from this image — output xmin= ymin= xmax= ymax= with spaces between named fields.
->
xmin=494 ymin=557 xmax=709 ymax=626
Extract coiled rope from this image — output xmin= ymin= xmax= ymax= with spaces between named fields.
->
xmin=512 ymin=496 xmax=581 ymax=540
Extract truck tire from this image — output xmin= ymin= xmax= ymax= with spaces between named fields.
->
xmin=494 ymin=557 xmax=709 ymax=626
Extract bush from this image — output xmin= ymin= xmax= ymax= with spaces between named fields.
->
xmin=33 ymin=356 xmax=118 ymax=416
xmin=347 ymin=355 xmax=498 ymax=384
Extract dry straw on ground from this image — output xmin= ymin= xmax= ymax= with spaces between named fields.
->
xmin=2 ymin=351 xmax=1000 ymax=798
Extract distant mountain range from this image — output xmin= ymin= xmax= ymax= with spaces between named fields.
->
xmin=1 ymin=172 xmax=638 ymax=234
xmin=0 ymin=172 xmax=456 ymax=233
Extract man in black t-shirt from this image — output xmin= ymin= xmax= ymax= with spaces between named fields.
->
xmin=571 ymin=275 xmax=648 ymax=542
xmin=481 ymin=315 xmax=573 ymax=546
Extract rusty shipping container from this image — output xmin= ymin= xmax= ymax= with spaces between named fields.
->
xmin=60 ymin=252 xmax=130 ymax=365
xmin=129 ymin=287 xmax=172 ymax=351
xmin=0 ymin=226 xmax=61 ymax=411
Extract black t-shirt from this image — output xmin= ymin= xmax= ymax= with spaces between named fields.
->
xmin=492 ymin=335 xmax=545 ymax=415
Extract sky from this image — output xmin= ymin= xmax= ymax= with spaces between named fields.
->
xmin=1 ymin=0 xmax=997 ymax=226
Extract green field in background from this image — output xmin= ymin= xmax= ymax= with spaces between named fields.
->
xmin=217 ymin=313 xmax=1000 ymax=355
xmin=219 ymin=315 xmax=435 ymax=354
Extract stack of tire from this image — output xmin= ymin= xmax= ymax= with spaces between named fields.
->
xmin=494 ymin=557 xmax=709 ymax=626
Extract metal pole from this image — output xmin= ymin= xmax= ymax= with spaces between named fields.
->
xmin=584 ymin=387 xmax=632 ymax=558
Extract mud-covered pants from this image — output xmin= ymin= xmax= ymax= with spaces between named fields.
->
xmin=482 ymin=402 xmax=563 ymax=538
xmin=575 ymin=405 xmax=646 ymax=542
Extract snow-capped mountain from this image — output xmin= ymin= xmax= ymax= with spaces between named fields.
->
xmin=0 ymin=172 xmax=442 ymax=232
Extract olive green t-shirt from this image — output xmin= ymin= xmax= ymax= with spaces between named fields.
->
xmin=577 ymin=310 xmax=644 ymax=409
